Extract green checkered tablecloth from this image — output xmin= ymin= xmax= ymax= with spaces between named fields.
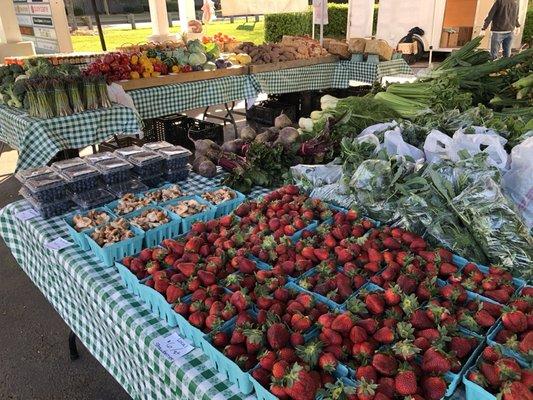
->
xmin=249 ymin=62 xmax=338 ymax=94
xmin=0 ymin=173 xmax=269 ymax=400
xmin=333 ymin=59 xmax=413 ymax=87
xmin=126 ymin=60 xmax=413 ymax=119
xmin=128 ymin=75 xmax=258 ymax=120
xmin=0 ymin=104 xmax=143 ymax=172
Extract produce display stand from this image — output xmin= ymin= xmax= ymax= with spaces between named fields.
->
xmin=0 ymin=105 xmax=143 ymax=171
xmin=117 ymin=66 xmax=249 ymax=91
xmin=125 ymin=58 xmax=413 ymax=120
xmin=0 ymin=172 xmax=270 ymax=400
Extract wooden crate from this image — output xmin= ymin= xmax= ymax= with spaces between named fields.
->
xmin=118 ymin=65 xmax=248 ymax=90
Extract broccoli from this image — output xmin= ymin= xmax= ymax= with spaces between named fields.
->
xmin=0 ymin=66 xmax=10 ymax=80
xmin=9 ymin=64 xmax=24 ymax=75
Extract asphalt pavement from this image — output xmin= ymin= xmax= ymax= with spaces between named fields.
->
xmin=0 ymin=155 xmax=131 ymax=399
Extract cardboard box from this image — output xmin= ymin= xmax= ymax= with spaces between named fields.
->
xmin=458 ymin=26 xmax=473 ymax=46
xmin=364 ymin=39 xmax=393 ymax=61
xmin=324 ymin=39 xmax=350 ymax=59
xmin=397 ymin=42 xmax=416 ymax=54
xmin=348 ymin=38 xmax=367 ymax=53
xmin=440 ymin=27 xmax=460 ymax=48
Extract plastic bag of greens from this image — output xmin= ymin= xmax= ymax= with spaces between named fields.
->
xmin=452 ymin=177 xmax=533 ymax=281
xmin=310 ymin=183 xmax=357 ymax=209
xmin=424 ymin=130 xmax=454 ymax=163
xmin=346 ymin=156 xmax=422 ymax=223
xmin=451 ymin=129 xmax=509 ymax=171
xmin=384 ymin=129 xmax=425 ymax=162
xmin=394 ymin=187 xmax=488 ymax=264
xmin=359 ymin=121 xmax=398 ymax=138
xmin=502 ymin=137 xmax=533 ymax=228
xmin=290 ymin=163 xmax=343 ymax=190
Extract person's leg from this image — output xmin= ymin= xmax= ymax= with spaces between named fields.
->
xmin=490 ymin=32 xmax=503 ymax=59
xmin=501 ymin=32 xmax=513 ymax=57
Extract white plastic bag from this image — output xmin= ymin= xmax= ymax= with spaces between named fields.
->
xmin=359 ymin=121 xmax=398 ymax=137
xmin=451 ymin=129 xmax=509 ymax=171
xmin=384 ymin=128 xmax=425 ymax=162
xmin=356 ymin=133 xmax=382 ymax=152
xmin=423 ymin=130 xmax=454 ymax=163
xmin=290 ymin=163 xmax=343 ymax=189
xmin=502 ymin=137 xmax=533 ymax=228
xmin=107 ymin=83 xmax=136 ymax=110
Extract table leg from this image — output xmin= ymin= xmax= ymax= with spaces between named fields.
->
xmin=69 ymin=330 xmax=79 ymax=361
xmin=223 ymin=102 xmax=238 ymax=139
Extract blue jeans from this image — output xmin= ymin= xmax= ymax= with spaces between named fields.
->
xmin=490 ymin=31 xmax=513 ymax=59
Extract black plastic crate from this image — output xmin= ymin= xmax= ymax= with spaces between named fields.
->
xmin=246 ymin=100 xmax=299 ymax=127
xmin=142 ymin=118 xmax=165 ymax=143
xmin=98 ymin=135 xmax=145 ymax=152
xmin=153 ymin=115 xmax=224 ymax=151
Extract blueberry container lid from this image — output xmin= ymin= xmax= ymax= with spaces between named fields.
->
xmin=84 ymin=152 xmax=119 ymax=165
xmin=127 ymin=151 xmax=164 ymax=166
xmin=158 ymin=146 xmax=192 ymax=160
xmin=106 ymin=179 xmax=148 ymax=197
xmin=143 ymin=141 xmax=174 ymax=151
xmin=51 ymin=157 xmax=87 ymax=172
xmin=71 ymin=188 xmax=116 ymax=209
xmin=94 ymin=158 xmax=133 ymax=174
xmin=15 ymin=166 xmax=54 ymax=183
xmin=115 ymin=145 xmax=144 ymax=158
xmin=60 ymin=164 xmax=100 ymax=182
xmin=24 ymin=172 xmax=67 ymax=193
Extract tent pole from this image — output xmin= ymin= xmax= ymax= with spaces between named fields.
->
xmin=90 ymin=0 xmax=107 ymax=51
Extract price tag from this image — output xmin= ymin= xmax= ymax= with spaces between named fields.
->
xmin=14 ymin=208 xmax=39 ymax=221
xmin=45 ymin=237 xmax=73 ymax=251
xmin=153 ymin=332 xmax=193 ymax=363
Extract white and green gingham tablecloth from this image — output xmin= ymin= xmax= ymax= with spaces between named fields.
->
xmin=126 ymin=59 xmax=413 ymax=119
xmin=128 ymin=75 xmax=258 ymax=120
xmin=0 ymin=104 xmax=143 ymax=172
xmin=0 ymin=172 xmax=270 ymax=400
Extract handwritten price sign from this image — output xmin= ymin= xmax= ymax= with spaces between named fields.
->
xmin=153 ymin=332 xmax=193 ymax=363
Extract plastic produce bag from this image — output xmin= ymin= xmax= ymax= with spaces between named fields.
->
xmin=502 ymin=137 xmax=533 ymax=228
xmin=310 ymin=183 xmax=357 ymax=209
xmin=358 ymin=121 xmax=398 ymax=138
xmin=451 ymin=129 xmax=509 ymax=171
xmin=384 ymin=129 xmax=425 ymax=162
xmin=424 ymin=129 xmax=454 ymax=163
xmin=452 ymin=177 xmax=533 ymax=281
xmin=290 ymin=163 xmax=343 ymax=190
xmin=347 ymin=156 xmax=423 ymax=223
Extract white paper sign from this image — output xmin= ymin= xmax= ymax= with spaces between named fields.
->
xmin=45 ymin=237 xmax=73 ymax=251
xmin=153 ymin=332 xmax=193 ymax=363
xmin=14 ymin=208 xmax=39 ymax=221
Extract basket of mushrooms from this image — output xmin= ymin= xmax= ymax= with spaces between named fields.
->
xmin=64 ymin=207 xmax=116 ymax=251
xmin=163 ymin=195 xmax=216 ymax=233
xmin=84 ymin=218 xmax=145 ymax=267
xmin=126 ymin=206 xmax=181 ymax=247
xmin=200 ymin=187 xmax=245 ymax=218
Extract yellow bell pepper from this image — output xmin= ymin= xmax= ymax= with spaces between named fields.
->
xmin=130 ymin=71 xmax=140 ymax=79
xmin=142 ymin=71 xmax=151 ymax=78
xmin=130 ymin=54 xmax=139 ymax=65
xmin=151 ymin=71 xmax=161 ymax=77
xmin=171 ymin=65 xmax=180 ymax=73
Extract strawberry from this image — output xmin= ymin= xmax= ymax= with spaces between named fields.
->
xmin=356 ymin=365 xmax=377 ymax=383
xmin=331 ymin=312 xmax=354 ymax=333
xmin=267 ymin=323 xmax=290 ymax=350
xmin=394 ymin=366 xmax=418 ymax=395
xmin=313 ymin=248 xmax=330 ymax=261
xmin=484 ymin=289 xmax=511 ymax=304
xmin=224 ymin=344 xmax=246 ymax=359
xmin=374 ymin=326 xmax=395 ymax=344
xmin=349 ymin=325 xmax=368 ymax=344
xmin=422 ymin=347 xmax=451 ymax=374
xmin=480 ymin=362 xmax=501 ymax=387
xmin=450 ymin=336 xmax=477 ymax=359
xmin=356 ymin=378 xmax=379 ymax=400
xmin=278 ymin=347 xmax=298 ymax=363
xmin=321 ymin=328 xmax=343 ymax=346
xmin=290 ymin=332 xmax=305 ymax=347
xmin=482 ymin=346 xmax=501 ymax=363
xmin=352 ymin=342 xmax=375 ymax=358
xmin=230 ymin=291 xmax=249 ymax=312
xmin=244 ymin=329 xmax=264 ymax=353
xmin=468 ymin=370 xmax=489 ymax=388
xmin=384 ymin=286 xmax=401 ymax=305
xmin=212 ymin=332 xmax=229 ymax=347
xmin=422 ymin=376 xmax=447 ymax=400
xmin=251 ymin=367 xmax=270 ymax=387
xmin=475 ymin=309 xmax=496 ymax=328
xmin=519 ymin=331 xmax=533 ymax=355
xmin=372 ymin=353 xmax=398 ymax=376
xmin=502 ymin=310 xmax=528 ymax=333
xmin=258 ymin=350 xmax=276 ymax=371
xmin=283 ymin=363 xmax=319 ymax=400
xmin=501 ymin=381 xmax=533 ymax=400
xmin=272 ymin=360 xmax=289 ymax=379
xmin=318 ymin=352 xmax=338 ymax=372
xmin=495 ymin=357 xmax=522 ymax=381
xmin=365 ymin=293 xmax=385 ymax=315
xmin=188 ymin=311 xmax=206 ymax=328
